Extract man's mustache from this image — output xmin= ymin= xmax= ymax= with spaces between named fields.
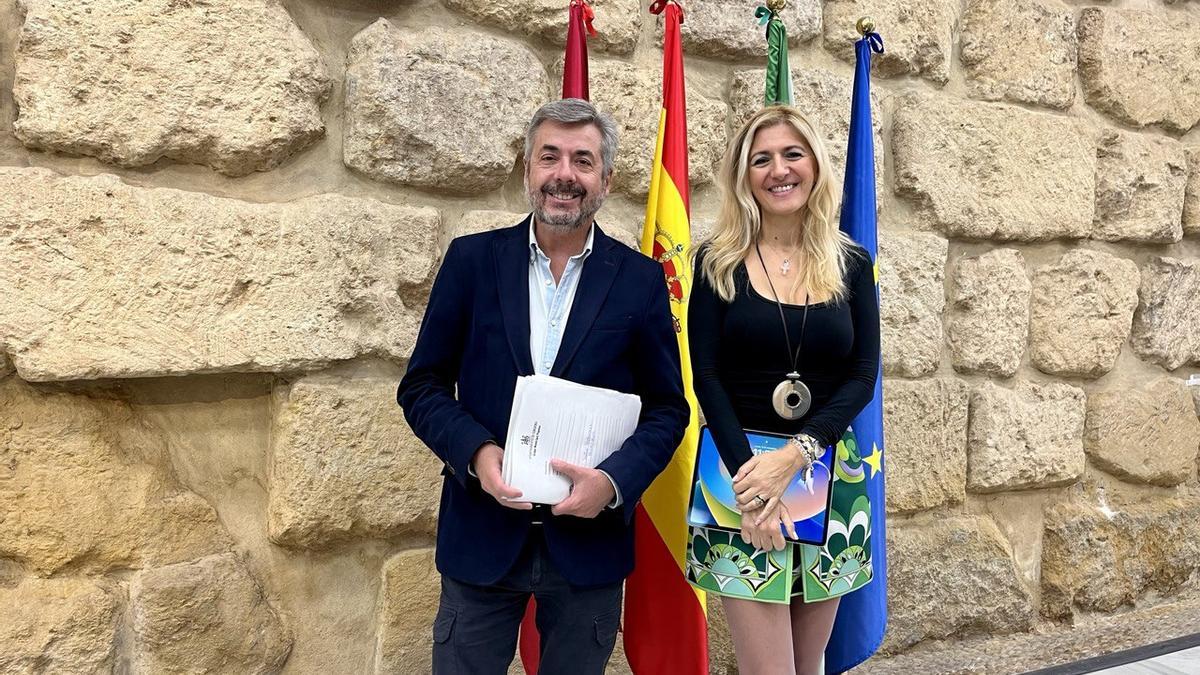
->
xmin=539 ymin=181 xmax=586 ymax=198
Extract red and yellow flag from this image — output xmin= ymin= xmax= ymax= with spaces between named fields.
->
xmin=624 ymin=1 xmax=707 ymax=672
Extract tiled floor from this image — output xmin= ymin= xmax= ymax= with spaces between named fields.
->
xmin=1089 ymin=645 xmax=1200 ymax=675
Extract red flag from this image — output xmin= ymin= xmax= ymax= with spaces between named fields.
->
xmin=562 ymin=0 xmax=595 ymax=100
xmin=519 ymin=4 xmax=598 ymax=672
xmin=518 ymin=601 xmax=540 ymax=674
xmin=626 ymin=2 xmax=709 ymax=673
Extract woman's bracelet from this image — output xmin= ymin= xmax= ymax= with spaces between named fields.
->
xmin=787 ymin=433 xmax=822 ymax=468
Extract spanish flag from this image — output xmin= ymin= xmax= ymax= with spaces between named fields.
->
xmin=624 ymin=1 xmax=707 ymax=672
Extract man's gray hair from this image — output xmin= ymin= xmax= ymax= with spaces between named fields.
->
xmin=523 ymin=99 xmax=619 ymax=177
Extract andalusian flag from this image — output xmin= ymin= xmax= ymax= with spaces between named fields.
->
xmin=826 ymin=28 xmax=888 ymax=675
xmin=623 ymin=1 xmax=707 ymax=672
xmin=757 ymin=4 xmax=793 ymax=105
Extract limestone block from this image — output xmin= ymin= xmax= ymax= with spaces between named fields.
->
xmin=375 ymin=548 xmax=440 ymax=674
xmin=885 ymin=515 xmax=1032 ymax=653
xmin=878 ymin=232 xmax=947 ymax=378
xmin=1093 ymin=131 xmax=1188 ymax=243
xmin=0 ymin=378 xmax=232 ymax=576
xmin=1042 ymin=497 xmax=1200 ymax=619
xmin=1029 ymin=250 xmax=1139 ymax=378
xmin=823 ymin=0 xmax=958 ymax=84
xmin=949 ymin=249 xmax=1030 ymax=377
xmin=443 ymin=0 xmax=640 ymax=55
xmin=967 ymin=381 xmax=1086 ymax=493
xmin=961 ymin=0 xmax=1076 ymax=109
xmin=268 ymin=376 xmax=442 ymax=549
xmin=452 ymin=210 xmax=637 ymax=251
xmin=675 ymin=0 xmax=820 ymax=59
xmin=132 ymin=553 xmax=291 ymax=673
xmin=581 ymin=59 xmax=726 ymax=197
xmin=1086 ymin=378 xmax=1200 ymax=487
xmin=1078 ymin=8 xmax=1200 ymax=134
xmin=893 ymin=93 xmax=1095 ymax=241
xmin=0 ymin=168 xmax=438 ymax=381
xmin=452 ymin=210 xmax=528 ymax=242
xmin=1185 ymin=147 xmax=1200 ymax=236
xmin=729 ymin=67 xmax=883 ymax=188
xmin=882 ymin=378 xmax=969 ymax=514
xmin=13 ymin=0 xmax=329 ymax=176
xmin=343 ymin=20 xmax=548 ymax=194
xmin=0 ymin=578 xmax=119 ymax=673
xmin=1131 ymin=257 xmax=1200 ymax=370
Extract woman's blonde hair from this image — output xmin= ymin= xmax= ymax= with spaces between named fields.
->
xmin=698 ymin=105 xmax=856 ymax=303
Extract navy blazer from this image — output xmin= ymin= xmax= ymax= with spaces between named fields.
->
xmin=398 ymin=218 xmax=689 ymax=587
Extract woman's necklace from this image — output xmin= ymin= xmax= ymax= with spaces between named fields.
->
xmin=755 ymin=242 xmax=812 ymax=420
xmin=760 ymin=242 xmax=796 ymax=276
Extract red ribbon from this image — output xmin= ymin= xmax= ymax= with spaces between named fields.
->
xmin=648 ymin=0 xmax=683 ymax=23
xmin=572 ymin=0 xmax=598 ymax=37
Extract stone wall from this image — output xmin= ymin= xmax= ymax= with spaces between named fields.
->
xmin=1 ymin=0 xmax=1198 ymax=673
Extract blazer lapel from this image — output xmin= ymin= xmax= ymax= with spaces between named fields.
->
xmin=494 ymin=217 xmax=535 ymax=376
xmin=551 ymin=228 xmax=623 ymax=377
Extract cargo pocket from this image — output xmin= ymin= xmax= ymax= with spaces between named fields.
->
xmin=433 ymin=606 xmax=457 ymax=645
xmin=592 ymin=609 xmax=620 ymax=649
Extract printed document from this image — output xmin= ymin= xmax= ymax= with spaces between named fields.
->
xmin=502 ymin=375 xmax=642 ymax=505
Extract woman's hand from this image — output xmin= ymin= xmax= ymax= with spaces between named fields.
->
xmin=739 ymin=502 xmax=797 ymax=552
xmin=732 ymin=445 xmax=808 ymax=517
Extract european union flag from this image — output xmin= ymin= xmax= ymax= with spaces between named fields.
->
xmin=826 ymin=28 xmax=888 ymax=675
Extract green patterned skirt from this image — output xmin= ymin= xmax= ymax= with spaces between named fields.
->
xmin=685 ymin=429 xmax=874 ymax=604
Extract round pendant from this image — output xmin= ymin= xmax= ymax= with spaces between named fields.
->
xmin=771 ymin=376 xmax=812 ymax=420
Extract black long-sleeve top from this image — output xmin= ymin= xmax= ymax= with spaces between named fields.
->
xmin=688 ymin=246 xmax=881 ymax=472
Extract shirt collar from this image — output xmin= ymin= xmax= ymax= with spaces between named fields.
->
xmin=529 ymin=218 xmax=596 ymax=262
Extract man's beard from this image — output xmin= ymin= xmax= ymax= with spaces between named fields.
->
xmin=527 ymin=179 xmax=606 ymax=231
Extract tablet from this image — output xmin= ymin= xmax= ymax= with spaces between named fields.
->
xmin=686 ymin=426 xmax=833 ymax=545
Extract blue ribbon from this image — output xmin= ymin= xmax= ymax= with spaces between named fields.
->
xmin=863 ymin=31 xmax=884 ymax=53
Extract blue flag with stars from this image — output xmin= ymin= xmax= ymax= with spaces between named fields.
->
xmin=825 ymin=29 xmax=887 ymax=675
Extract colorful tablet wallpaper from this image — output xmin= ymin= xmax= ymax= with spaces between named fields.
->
xmin=688 ymin=428 xmax=833 ymax=545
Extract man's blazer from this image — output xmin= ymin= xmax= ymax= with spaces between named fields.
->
xmin=398 ymin=217 xmax=689 ymax=587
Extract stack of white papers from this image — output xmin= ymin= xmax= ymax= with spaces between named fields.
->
xmin=502 ymin=375 xmax=642 ymax=505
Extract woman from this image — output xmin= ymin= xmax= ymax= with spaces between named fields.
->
xmin=688 ymin=105 xmax=880 ymax=674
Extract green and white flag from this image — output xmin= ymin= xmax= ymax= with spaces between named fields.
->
xmin=756 ymin=5 xmax=793 ymax=105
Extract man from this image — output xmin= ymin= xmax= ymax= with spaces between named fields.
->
xmin=397 ymin=99 xmax=688 ymax=674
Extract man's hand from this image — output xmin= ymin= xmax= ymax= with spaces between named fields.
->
xmin=472 ymin=443 xmax=532 ymax=510
xmin=549 ymin=459 xmax=616 ymax=519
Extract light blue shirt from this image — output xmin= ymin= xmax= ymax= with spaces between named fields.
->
xmin=527 ymin=221 xmax=623 ymax=508
xmin=528 ymin=222 xmax=594 ymax=375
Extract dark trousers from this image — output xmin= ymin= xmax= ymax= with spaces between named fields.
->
xmin=432 ymin=528 xmax=623 ymax=675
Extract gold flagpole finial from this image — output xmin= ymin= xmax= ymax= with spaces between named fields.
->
xmin=856 ymin=15 xmax=875 ymax=36
xmin=766 ymin=0 xmax=786 ymax=12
